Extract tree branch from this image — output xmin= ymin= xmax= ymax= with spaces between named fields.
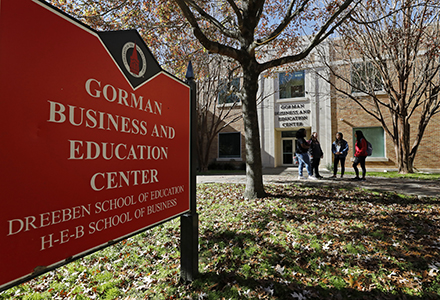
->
xmin=173 ymin=0 xmax=240 ymax=59
xmin=258 ymin=0 xmax=359 ymax=72
xmin=183 ymin=0 xmax=240 ymax=39
xmin=253 ymin=0 xmax=311 ymax=48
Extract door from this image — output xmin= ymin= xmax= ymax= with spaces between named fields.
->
xmin=282 ymin=139 xmax=295 ymax=165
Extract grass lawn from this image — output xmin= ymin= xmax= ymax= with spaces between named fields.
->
xmin=1 ymin=183 xmax=439 ymax=299
xmin=198 ymin=170 xmax=246 ymax=175
xmin=344 ymin=171 xmax=440 ymax=180
xmin=199 ymin=169 xmax=440 ymax=181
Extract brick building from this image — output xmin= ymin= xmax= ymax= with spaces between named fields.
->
xmin=205 ymin=42 xmax=440 ymax=173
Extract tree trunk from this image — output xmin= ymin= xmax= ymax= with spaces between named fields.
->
xmin=198 ymin=149 xmax=209 ymax=173
xmin=241 ymin=64 xmax=266 ymax=199
xmin=198 ymin=137 xmax=213 ymax=172
xmin=395 ymin=115 xmax=414 ymax=173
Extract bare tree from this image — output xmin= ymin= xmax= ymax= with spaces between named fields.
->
xmin=49 ymin=0 xmax=361 ymax=197
xmin=194 ymin=54 xmax=243 ymax=172
xmin=174 ymin=0 xmax=360 ymax=198
xmin=194 ymin=53 xmax=280 ymax=172
xmin=321 ymin=0 xmax=440 ymax=173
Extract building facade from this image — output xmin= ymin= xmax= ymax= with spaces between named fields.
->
xmin=209 ymin=64 xmax=335 ymax=171
xmin=207 ymin=47 xmax=440 ymax=172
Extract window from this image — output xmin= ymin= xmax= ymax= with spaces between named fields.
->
xmin=279 ymin=71 xmax=305 ymax=99
xmin=353 ymin=127 xmax=385 ymax=157
xmin=281 ymin=131 xmax=296 ymax=138
xmin=351 ymin=62 xmax=383 ymax=93
xmin=218 ymin=132 xmax=241 ymax=159
xmin=218 ymin=78 xmax=240 ymax=104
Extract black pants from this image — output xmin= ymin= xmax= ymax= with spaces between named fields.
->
xmin=311 ymin=158 xmax=321 ymax=177
xmin=353 ymin=156 xmax=367 ymax=178
xmin=333 ymin=155 xmax=346 ymax=176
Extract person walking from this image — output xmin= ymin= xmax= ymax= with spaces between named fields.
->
xmin=331 ymin=132 xmax=349 ymax=178
xmin=309 ymin=132 xmax=324 ymax=178
xmin=352 ymin=130 xmax=368 ymax=181
xmin=295 ymin=128 xmax=316 ymax=180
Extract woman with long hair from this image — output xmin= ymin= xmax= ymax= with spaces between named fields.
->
xmin=309 ymin=132 xmax=323 ymax=178
xmin=352 ymin=130 xmax=368 ymax=181
xmin=331 ymin=132 xmax=349 ymax=178
xmin=295 ymin=128 xmax=316 ymax=180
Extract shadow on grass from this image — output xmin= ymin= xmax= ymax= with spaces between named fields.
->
xmin=265 ymin=189 xmax=440 ymax=271
xmin=199 ymin=225 xmax=439 ymax=299
xmin=197 ymin=186 xmax=440 ymax=299
xmin=190 ymin=270 xmax=439 ymax=299
xmin=269 ymin=177 xmax=440 ymax=200
xmin=267 ymin=183 xmax=440 ymax=205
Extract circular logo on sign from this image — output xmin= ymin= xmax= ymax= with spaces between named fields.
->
xmin=122 ymin=42 xmax=147 ymax=78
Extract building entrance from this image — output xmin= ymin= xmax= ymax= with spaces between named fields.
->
xmin=281 ymin=131 xmax=298 ymax=166
xmin=282 ymin=139 xmax=294 ymax=165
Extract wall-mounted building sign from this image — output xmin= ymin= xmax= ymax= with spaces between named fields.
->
xmin=274 ymin=102 xmax=312 ymax=128
xmin=0 ymin=0 xmax=190 ymax=290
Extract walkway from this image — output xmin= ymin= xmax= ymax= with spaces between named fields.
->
xmin=197 ymin=167 xmax=440 ymax=198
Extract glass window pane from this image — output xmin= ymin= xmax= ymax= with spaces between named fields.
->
xmin=219 ymin=132 xmax=241 ymax=158
xmin=351 ymin=62 xmax=383 ymax=93
xmin=282 ymin=140 xmax=293 ymax=164
xmin=281 ymin=131 xmax=296 ymax=138
xmin=279 ymin=71 xmax=305 ymax=99
xmin=218 ymin=78 xmax=240 ymax=104
xmin=353 ymin=127 xmax=385 ymax=157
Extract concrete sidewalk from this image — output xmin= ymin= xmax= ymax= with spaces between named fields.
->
xmin=197 ymin=167 xmax=440 ymax=198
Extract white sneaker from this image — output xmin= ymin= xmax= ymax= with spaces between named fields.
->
xmin=297 ymin=176 xmax=306 ymax=180
xmin=308 ymin=175 xmax=317 ymax=180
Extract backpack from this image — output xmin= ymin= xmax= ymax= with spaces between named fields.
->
xmin=366 ymin=141 xmax=373 ymax=156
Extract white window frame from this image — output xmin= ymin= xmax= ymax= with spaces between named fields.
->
xmin=352 ymin=126 xmax=388 ymax=162
xmin=278 ymin=70 xmax=306 ymax=101
xmin=217 ymin=132 xmax=242 ymax=161
xmin=218 ymin=78 xmax=241 ymax=106
xmin=351 ymin=61 xmax=384 ymax=95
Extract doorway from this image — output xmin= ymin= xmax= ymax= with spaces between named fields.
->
xmin=281 ymin=131 xmax=297 ymax=166
xmin=282 ymin=139 xmax=294 ymax=165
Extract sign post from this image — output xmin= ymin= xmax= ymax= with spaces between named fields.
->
xmin=180 ymin=61 xmax=199 ymax=282
xmin=0 ymin=0 xmax=191 ymax=291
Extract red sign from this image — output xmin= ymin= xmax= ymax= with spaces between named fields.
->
xmin=0 ymin=0 xmax=190 ymax=290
